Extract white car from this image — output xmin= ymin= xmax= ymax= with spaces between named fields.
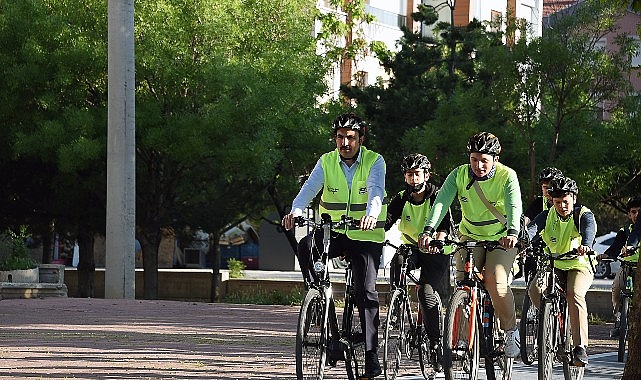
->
xmin=593 ymin=231 xmax=620 ymax=279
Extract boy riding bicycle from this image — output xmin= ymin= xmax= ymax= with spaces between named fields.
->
xmin=385 ymin=153 xmax=452 ymax=357
xmin=417 ymin=132 xmax=523 ymax=359
xmin=525 ymin=176 xmax=596 ymax=366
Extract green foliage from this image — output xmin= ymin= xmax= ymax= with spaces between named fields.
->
xmin=226 ymin=258 xmax=246 ymax=279
xmin=223 ymin=288 xmax=303 ymax=306
xmin=0 ymin=226 xmax=38 ymax=271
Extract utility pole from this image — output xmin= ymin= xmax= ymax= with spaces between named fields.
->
xmin=105 ymin=0 xmax=136 ymax=299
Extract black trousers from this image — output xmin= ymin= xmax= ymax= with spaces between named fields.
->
xmin=297 ymin=230 xmax=382 ymax=352
xmin=390 ymin=247 xmax=450 ymax=341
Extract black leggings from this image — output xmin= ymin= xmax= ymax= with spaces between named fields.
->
xmin=390 ymin=248 xmax=450 ymax=341
xmin=296 ymin=230 xmax=382 ymax=352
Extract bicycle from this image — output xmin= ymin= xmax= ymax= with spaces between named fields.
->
xmin=519 ymin=241 xmax=545 ymax=366
xmin=601 ymin=248 xmax=636 ymax=363
xmin=536 ymin=248 xmax=595 ymax=380
xmin=440 ymin=238 xmax=514 ymax=380
xmin=382 ymin=240 xmax=444 ymax=380
xmin=293 ymin=213 xmax=367 ymax=380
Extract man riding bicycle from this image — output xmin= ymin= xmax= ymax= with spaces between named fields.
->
xmin=417 ymin=131 xmax=523 ymax=358
xmin=385 ymin=153 xmax=452 ymax=359
xmin=525 ymin=176 xmax=596 ymax=366
xmin=596 ymin=196 xmax=640 ymax=338
xmin=282 ymin=113 xmax=386 ymax=378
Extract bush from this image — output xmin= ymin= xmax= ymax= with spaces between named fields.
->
xmin=0 ymin=226 xmax=38 ymax=271
xmin=227 ymin=258 xmax=246 ymax=278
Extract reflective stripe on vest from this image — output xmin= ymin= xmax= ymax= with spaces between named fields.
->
xmin=318 ymin=147 xmax=387 ymax=243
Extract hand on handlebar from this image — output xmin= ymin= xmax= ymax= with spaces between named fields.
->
xmin=359 ymin=215 xmax=378 ymax=230
xmin=418 ymin=232 xmax=431 ymax=251
xmin=499 ymin=235 xmax=518 ymax=250
xmin=281 ymin=213 xmax=296 ymax=231
xmin=576 ymin=245 xmax=591 ymax=256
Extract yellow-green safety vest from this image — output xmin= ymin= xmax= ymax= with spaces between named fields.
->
xmin=541 ymin=205 xmax=595 ymax=271
xmin=623 ymin=224 xmax=639 ymax=263
xmin=318 ymin=147 xmax=387 ymax=243
xmin=398 ymin=190 xmax=431 ymax=245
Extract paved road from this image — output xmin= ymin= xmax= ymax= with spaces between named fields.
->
xmin=0 ymin=297 xmax=624 ymax=379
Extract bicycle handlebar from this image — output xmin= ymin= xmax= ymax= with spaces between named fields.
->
xmin=293 ymin=214 xmax=360 ymax=229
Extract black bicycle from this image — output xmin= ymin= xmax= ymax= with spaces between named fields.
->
xmin=519 ymin=241 xmax=545 ymax=366
xmin=440 ymin=238 xmax=514 ymax=380
xmin=382 ymin=241 xmax=444 ymax=380
xmin=293 ymin=214 xmax=366 ymax=380
xmin=537 ymin=249 xmax=595 ymax=380
xmin=601 ymin=249 xmax=636 ymax=362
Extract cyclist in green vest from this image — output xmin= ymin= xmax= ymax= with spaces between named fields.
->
xmin=526 ymin=176 xmax=596 ymax=366
xmin=385 ymin=153 xmax=452 ymax=364
xmin=417 ymin=131 xmax=523 ymax=358
xmin=600 ymin=196 xmax=641 ymax=337
xmin=282 ymin=113 xmax=386 ymax=378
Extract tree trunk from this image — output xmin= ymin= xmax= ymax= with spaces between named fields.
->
xmin=210 ymin=236 xmax=221 ymax=302
xmin=76 ymin=231 xmax=95 ymax=298
xmin=138 ymin=227 xmax=160 ymax=300
xmin=622 ymin=264 xmax=641 ymax=378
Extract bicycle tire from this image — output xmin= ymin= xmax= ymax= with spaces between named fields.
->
xmin=519 ymin=288 xmax=538 ymax=365
xmin=562 ymin=311 xmax=584 ymax=380
xmin=618 ymin=296 xmax=629 ymax=363
xmin=418 ymin=327 xmax=433 ymax=380
xmin=345 ymin=297 xmax=366 ymax=380
xmin=443 ymin=289 xmax=479 ymax=380
xmin=296 ymin=288 xmax=327 ymax=380
xmin=484 ymin=324 xmax=514 ymax=380
xmin=538 ymin=300 xmax=555 ymax=380
xmin=384 ymin=289 xmax=408 ymax=380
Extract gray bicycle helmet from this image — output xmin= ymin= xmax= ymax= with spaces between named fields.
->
xmin=467 ymin=132 xmax=501 ymax=156
xmin=547 ymin=177 xmax=578 ymax=198
xmin=332 ymin=113 xmax=367 ymax=136
xmin=401 ymin=153 xmax=431 ymax=174
xmin=626 ymin=196 xmax=641 ymax=211
xmin=538 ymin=167 xmax=563 ymax=184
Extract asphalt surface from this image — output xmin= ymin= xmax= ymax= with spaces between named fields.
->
xmin=0 ymin=297 xmax=625 ymax=380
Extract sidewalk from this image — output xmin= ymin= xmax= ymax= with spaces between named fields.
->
xmin=0 ymin=297 xmax=624 ymax=379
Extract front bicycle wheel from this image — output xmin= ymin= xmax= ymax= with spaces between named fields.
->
xmin=538 ymin=301 xmax=556 ymax=380
xmin=618 ymin=296 xmax=629 ymax=363
xmin=443 ymin=289 xmax=479 ymax=380
xmin=296 ymin=288 xmax=327 ymax=380
xmin=484 ymin=325 xmax=514 ymax=380
xmin=384 ymin=289 xmax=410 ymax=380
xmin=519 ymin=288 xmax=538 ymax=365
xmin=345 ymin=298 xmax=367 ymax=380
xmin=562 ymin=313 xmax=584 ymax=380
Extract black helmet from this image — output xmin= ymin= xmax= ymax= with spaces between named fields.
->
xmin=547 ymin=177 xmax=578 ymax=198
xmin=538 ymin=167 xmax=563 ymax=184
xmin=401 ymin=153 xmax=431 ymax=174
xmin=332 ymin=113 xmax=367 ymax=136
xmin=626 ymin=196 xmax=641 ymax=211
xmin=467 ymin=132 xmax=501 ymax=156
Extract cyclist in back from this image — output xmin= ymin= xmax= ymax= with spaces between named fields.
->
xmin=524 ymin=167 xmax=564 ymax=224
xmin=282 ymin=112 xmax=386 ymax=378
xmin=596 ymin=196 xmax=640 ymax=338
xmin=385 ymin=153 xmax=452 ymax=357
xmin=525 ymin=176 xmax=596 ymax=366
xmin=417 ymin=131 xmax=523 ymax=358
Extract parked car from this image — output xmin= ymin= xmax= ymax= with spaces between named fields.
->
xmin=593 ymin=231 xmax=620 ymax=279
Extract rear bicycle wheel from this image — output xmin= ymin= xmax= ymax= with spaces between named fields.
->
xmin=383 ymin=289 xmax=410 ymax=380
xmin=345 ymin=298 xmax=367 ymax=380
xmin=519 ymin=288 xmax=538 ymax=365
xmin=443 ymin=289 xmax=479 ymax=380
xmin=562 ymin=311 xmax=584 ymax=380
xmin=296 ymin=288 xmax=327 ymax=380
xmin=618 ymin=296 xmax=629 ymax=363
xmin=538 ymin=301 xmax=556 ymax=380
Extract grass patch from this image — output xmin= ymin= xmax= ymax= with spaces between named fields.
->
xmin=588 ymin=313 xmax=608 ymax=325
xmin=223 ymin=288 xmax=303 ymax=306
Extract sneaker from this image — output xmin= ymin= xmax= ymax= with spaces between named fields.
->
xmin=430 ymin=340 xmax=443 ymax=372
xmin=609 ymin=327 xmax=620 ymax=338
xmin=573 ymin=346 xmax=588 ymax=366
xmin=504 ymin=327 xmax=520 ymax=358
xmin=364 ymin=350 xmax=382 ymax=378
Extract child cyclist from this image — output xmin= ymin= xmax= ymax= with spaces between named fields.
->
xmin=526 ymin=176 xmax=596 ymax=366
xmin=385 ymin=153 xmax=452 ymax=363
